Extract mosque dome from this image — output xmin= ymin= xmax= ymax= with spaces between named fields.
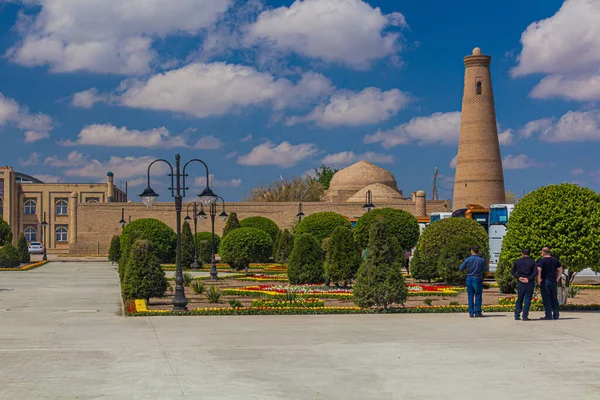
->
xmin=328 ymin=161 xmax=398 ymax=193
xmin=347 ymin=183 xmax=405 ymax=203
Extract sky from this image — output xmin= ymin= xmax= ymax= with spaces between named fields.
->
xmin=1 ymin=0 xmax=599 ymax=202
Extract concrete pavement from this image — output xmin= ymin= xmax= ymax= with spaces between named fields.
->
xmin=1 ymin=261 xmax=599 ymax=399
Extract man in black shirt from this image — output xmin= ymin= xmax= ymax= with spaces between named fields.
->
xmin=511 ymin=249 xmax=537 ymax=321
xmin=536 ymin=247 xmax=563 ymax=320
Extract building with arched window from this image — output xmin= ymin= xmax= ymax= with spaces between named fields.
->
xmin=0 ymin=166 xmax=126 ymax=253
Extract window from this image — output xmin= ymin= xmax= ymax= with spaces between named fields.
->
xmin=24 ymin=226 xmax=37 ymax=242
xmin=86 ymin=198 xmax=99 ymax=204
xmin=0 ymin=197 xmax=3 ymax=215
xmin=476 ymin=81 xmax=482 ymax=95
xmin=56 ymin=199 xmax=68 ymax=215
xmin=24 ymin=199 xmax=37 ymax=215
xmin=56 ymin=226 xmax=68 ymax=242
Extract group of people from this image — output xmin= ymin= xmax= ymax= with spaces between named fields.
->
xmin=459 ymin=246 xmax=562 ymax=320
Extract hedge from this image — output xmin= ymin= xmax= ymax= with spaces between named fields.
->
xmin=219 ymin=227 xmax=273 ymax=271
xmin=354 ymin=208 xmax=420 ymax=251
xmin=295 ymin=212 xmax=352 ymax=244
xmin=120 ymin=218 xmax=176 ymax=264
xmin=240 ymin=216 xmax=279 ymax=243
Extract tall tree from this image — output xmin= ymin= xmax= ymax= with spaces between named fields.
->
xmin=0 ymin=217 xmax=12 ymax=246
xmin=17 ymin=232 xmax=30 ymax=263
xmin=325 ymin=226 xmax=361 ymax=286
xmin=181 ymin=221 xmax=195 ymax=269
xmin=222 ymin=212 xmax=240 ymax=238
xmin=243 ymin=176 xmax=324 ymax=202
xmin=314 ymin=165 xmax=339 ymax=190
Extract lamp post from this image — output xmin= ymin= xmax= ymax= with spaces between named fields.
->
xmin=184 ymin=202 xmax=202 ymax=270
xmin=139 ymin=153 xmax=217 ymax=312
xmin=363 ymin=189 xmax=375 ymax=213
xmin=200 ymin=196 xmax=227 ymax=280
xmin=296 ymin=202 xmax=305 ymax=222
xmin=119 ymin=208 xmax=126 ymax=230
xmin=41 ymin=211 xmax=48 ymax=261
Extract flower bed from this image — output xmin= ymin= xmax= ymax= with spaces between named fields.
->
xmin=0 ymin=260 xmax=49 ymax=271
xmin=251 ymin=298 xmax=325 ymax=308
xmin=236 ymin=274 xmax=288 ymax=282
xmin=222 ymin=284 xmax=354 ymax=299
xmin=498 ymin=296 xmax=541 ymax=305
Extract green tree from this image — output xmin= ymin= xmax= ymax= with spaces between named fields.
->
xmin=287 ymin=233 xmax=325 ymax=284
xmin=120 ymin=218 xmax=176 ymax=264
xmin=0 ymin=216 xmax=12 ymax=246
xmin=272 ymin=229 xmax=282 ymax=260
xmin=195 ymin=232 xmax=221 ymax=264
xmin=295 ymin=212 xmax=352 ymax=244
xmin=219 ymin=228 xmax=273 ymax=272
xmin=122 ymin=239 xmax=169 ymax=304
xmin=314 ymin=165 xmax=339 ymax=190
xmin=496 ymin=183 xmax=600 ymax=294
xmin=16 ymin=232 xmax=30 ymax=263
xmin=353 ymin=220 xmax=408 ymax=309
xmin=324 ymin=226 xmax=361 ymax=286
xmin=354 ymin=208 xmax=420 ymax=251
xmin=108 ymin=235 xmax=121 ymax=264
xmin=240 ymin=216 xmax=279 ymax=244
xmin=275 ymin=229 xmax=294 ymax=264
xmin=437 ymin=236 xmax=483 ymax=285
xmin=222 ymin=212 xmax=240 ymax=238
xmin=410 ymin=218 xmax=488 ymax=282
xmin=243 ymin=175 xmax=324 ymax=202
xmin=181 ymin=221 xmax=195 ymax=269
xmin=0 ymin=243 xmax=21 ymax=268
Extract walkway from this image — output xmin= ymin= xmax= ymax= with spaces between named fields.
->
xmin=1 ymin=262 xmax=599 ymax=399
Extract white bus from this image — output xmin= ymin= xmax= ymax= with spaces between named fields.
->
xmin=489 ymin=204 xmax=515 ymax=272
xmin=430 ymin=212 xmax=452 ymax=223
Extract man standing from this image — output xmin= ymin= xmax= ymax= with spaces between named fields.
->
xmin=459 ymin=245 xmax=488 ymax=318
xmin=537 ymin=247 xmax=563 ymax=320
xmin=510 ymin=249 xmax=537 ymax=321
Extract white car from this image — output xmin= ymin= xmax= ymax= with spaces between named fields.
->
xmin=28 ymin=242 xmax=44 ymax=254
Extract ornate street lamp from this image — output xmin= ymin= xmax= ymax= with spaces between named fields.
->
xmin=296 ymin=202 xmax=305 ymax=222
xmin=41 ymin=211 xmax=48 ymax=261
xmin=184 ymin=202 xmax=202 ymax=270
xmin=200 ymin=196 xmax=227 ymax=280
xmin=363 ymin=189 xmax=375 ymax=213
xmin=139 ymin=153 xmax=217 ymax=312
xmin=119 ymin=208 xmax=126 ymax=229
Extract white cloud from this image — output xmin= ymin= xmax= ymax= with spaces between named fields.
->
xmin=240 ymin=134 xmax=253 ymax=142
xmin=62 ymin=124 xmax=188 ymax=148
xmin=511 ymin=0 xmax=600 ymax=101
xmin=237 ymin=141 xmax=319 ymax=168
xmin=112 ymin=62 xmax=332 ymax=118
xmin=286 ymin=87 xmax=410 ymax=127
xmin=571 ymin=168 xmax=584 ymax=176
xmin=449 ymin=154 xmax=457 ymax=169
xmin=195 ymin=174 xmax=241 ymax=188
xmin=245 ymin=0 xmax=407 ymax=68
xmin=0 ymin=91 xmax=53 ymax=142
xmin=193 ymin=136 xmax=223 ymax=150
xmin=225 ymin=151 xmax=238 ymax=160
xmin=498 ymin=129 xmax=515 ymax=146
xmin=65 ymin=155 xmax=163 ymax=179
xmin=33 ymin=174 xmax=62 ymax=183
xmin=7 ymin=0 xmax=233 ymax=74
xmin=44 ymin=151 xmax=86 ymax=167
xmin=519 ymin=110 xmax=600 ymax=142
xmin=321 ymin=151 xmax=394 ymax=167
xmin=19 ymin=152 xmax=40 ymax=166
xmin=502 ymin=154 xmax=540 ymax=170
xmin=71 ymin=88 xmax=107 ymax=108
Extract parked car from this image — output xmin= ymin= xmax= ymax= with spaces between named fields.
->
xmin=28 ymin=242 xmax=44 ymax=254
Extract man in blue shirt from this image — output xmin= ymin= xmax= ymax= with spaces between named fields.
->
xmin=537 ymin=247 xmax=563 ymax=320
xmin=459 ymin=245 xmax=488 ymax=318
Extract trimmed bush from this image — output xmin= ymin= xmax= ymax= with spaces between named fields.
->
xmin=295 ymin=212 xmax=352 ymax=244
xmin=325 ymin=226 xmax=361 ymax=285
xmin=122 ymin=240 xmax=169 ymax=303
xmin=411 ymin=218 xmax=488 ymax=282
xmin=0 ymin=243 xmax=20 ymax=268
xmin=354 ymin=208 xmax=420 ymax=251
xmin=120 ymin=218 xmax=176 ymax=264
xmin=275 ymin=229 xmax=294 ymax=264
xmin=497 ymin=184 xmax=600 ymax=294
xmin=219 ymin=227 xmax=273 ymax=272
xmin=287 ymin=233 xmax=325 ymax=284
xmin=195 ymin=232 xmax=220 ymax=264
xmin=353 ymin=220 xmax=408 ymax=309
xmin=222 ymin=212 xmax=240 ymax=238
xmin=181 ymin=221 xmax=195 ymax=269
xmin=118 ymin=230 xmax=141 ymax=281
xmin=0 ymin=216 xmax=12 ymax=246
xmin=437 ymin=236 xmax=484 ymax=285
xmin=108 ymin=235 xmax=121 ymax=264
xmin=240 ymin=216 xmax=279 ymax=243
xmin=17 ymin=232 xmax=31 ymax=263
xmin=272 ymin=229 xmax=281 ymax=259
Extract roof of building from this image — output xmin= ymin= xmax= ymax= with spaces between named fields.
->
xmin=347 ymin=183 xmax=405 ymax=203
xmin=328 ymin=160 xmax=398 ymax=192
xmin=15 ymin=172 xmax=44 ymax=184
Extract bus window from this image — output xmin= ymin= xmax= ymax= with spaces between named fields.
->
xmin=430 ymin=214 xmax=440 ymax=222
xmin=451 ymin=208 xmax=467 ymax=218
xmin=489 ymin=207 xmax=508 ymax=226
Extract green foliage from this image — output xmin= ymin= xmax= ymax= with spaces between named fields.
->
xmin=219 ymin=227 xmax=273 ymax=271
xmin=228 ymin=298 xmax=243 ymax=308
xmin=423 ymin=299 xmax=433 ymax=306
xmin=205 ymin=285 xmax=223 ymax=303
xmin=287 ymin=233 xmax=325 ymax=284
xmin=222 ymin=212 xmax=240 ymax=238
xmin=243 ymin=175 xmax=324 ymax=202
xmin=0 ymin=217 xmax=12 ymax=246
xmin=240 ymin=216 xmax=279 ymax=243
xmin=324 ymin=226 xmax=361 ymax=285
xmin=295 ymin=212 xmax=352 ymax=244
xmin=195 ymin=232 xmax=220 ymax=264
xmin=275 ymin=229 xmax=294 ymax=263
xmin=181 ymin=221 xmax=195 ymax=269
xmin=121 ymin=240 xmax=168 ymax=303
xmin=411 ymin=218 xmax=488 ymax=282
xmin=0 ymin=243 xmax=20 ymax=268
xmin=353 ymin=221 xmax=408 ymax=309
xmin=191 ymin=279 xmax=205 ymax=295
xmin=17 ymin=232 xmax=30 ymax=263
xmin=354 ymin=208 xmax=420 ymax=251
xmin=437 ymin=236 xmax=485 ymax=285
xmin=183 ymin=272 xmax=194 ymax=287
xmin=314 ymin=165 xmax=339 ymax=190
xmin=272 ymin=229 xmax=281 ymax=260
xmin=120 ymin=218 xmax=176 ymax=264
xmin=497 ymin=183 xmax=600 ymax=293
xmin=108 ymin=235 xmax=121 ymax=264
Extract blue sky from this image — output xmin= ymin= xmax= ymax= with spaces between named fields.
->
xmin=1 ymin=0 xmax=599 ymax=202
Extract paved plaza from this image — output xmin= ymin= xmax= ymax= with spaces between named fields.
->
xmin=1 ymin=262 xmax=599 ymax=399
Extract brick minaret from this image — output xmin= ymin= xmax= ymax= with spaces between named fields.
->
xmin=453 ymin=47 xmax=505 ymax=209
